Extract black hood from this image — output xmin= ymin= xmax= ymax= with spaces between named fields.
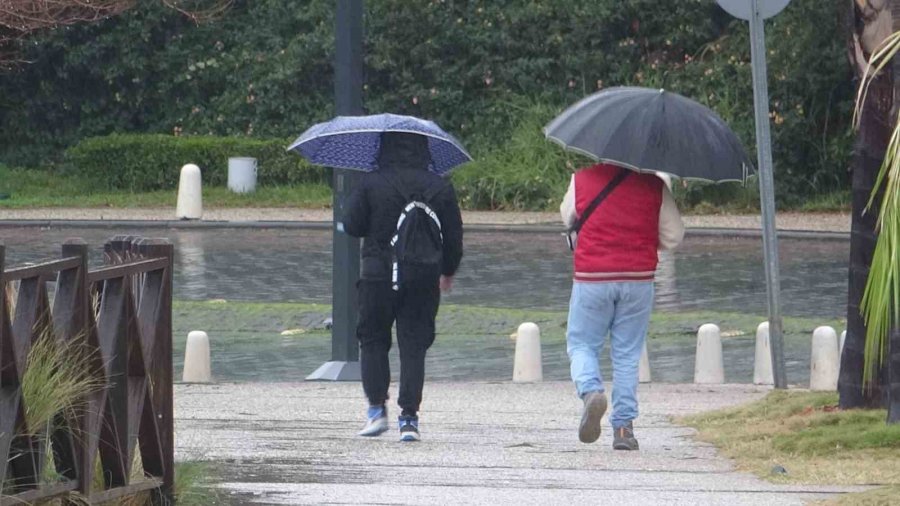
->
xmin=377 ymin=132 xmax=431 ymax=172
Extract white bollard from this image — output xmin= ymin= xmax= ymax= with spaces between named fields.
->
xmin=840 ymin=330 xmax=847 ymax=357
xmin=228 ymin=157 xmax=258 ymax=193
xmin=183 ymin=330 xmax=212 ymax=383
xmin=753 ymin=322 xmax=774 ymax=385
xmin=176 ymin=164 xmax=203 ymax=220
xmin=639 ymin=341 xmax=652 ymax=383
xmin=694 ymin=324 xmax=725 ymax=384
xmin=810 ymin=326 xmax=839 ymax=391
xmin=513 ymin=322 xmax=542 ymax=382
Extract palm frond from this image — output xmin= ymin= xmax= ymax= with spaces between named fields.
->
xmin=854 ymin=31 xmax=900 ymax=128
xmin=854 ymin=32 xmax=900 ymax=387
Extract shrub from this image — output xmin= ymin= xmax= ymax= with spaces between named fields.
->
xmin=453 ymin=101 xmax=584 ymax=210
xmin=453 ymin=101 xmax=762 ymax=213
xmin=64 ymin=134 xmax=326 ymax=191
xmin=0 ymin=0 xmax=854 ymax=206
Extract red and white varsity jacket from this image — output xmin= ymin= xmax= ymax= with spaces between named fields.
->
xmin=560 ymin=163 xmax=684 ymax=282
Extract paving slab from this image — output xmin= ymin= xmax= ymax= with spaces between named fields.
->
xmin=175 ymin=382 xmax=865 ymax=505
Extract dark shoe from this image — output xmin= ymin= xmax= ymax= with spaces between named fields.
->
xmin=399 ymin=415 xmax=420 ymax=442
xmin=578 ymin=391 xmax=608 ymax=443
xmin=612 ymin=422 xmax=639 ymax=450
xmin=358 ymin=405 xmax=389 ymax=437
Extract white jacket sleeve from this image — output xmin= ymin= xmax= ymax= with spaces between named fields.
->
xmin=658 ymin=185 xmax=684 ymax=250
xmin=560 ymin=175 xmax=577 ymax=228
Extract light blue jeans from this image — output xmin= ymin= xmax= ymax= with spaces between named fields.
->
xmin=566 ymin=281 xmax=654 ymax=429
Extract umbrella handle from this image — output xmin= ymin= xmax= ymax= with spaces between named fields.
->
xmin=563 ymin=232 xmax=575 ymax=252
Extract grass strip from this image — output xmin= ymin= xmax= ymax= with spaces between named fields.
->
xmin=680 ymin=391 xmax=900 ymax=486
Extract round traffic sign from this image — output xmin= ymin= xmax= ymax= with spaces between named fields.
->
xmin=716 ymin=0 xmax=791 ymax=20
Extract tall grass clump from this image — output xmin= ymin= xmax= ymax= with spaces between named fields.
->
xmin=21 ymin=328 xmax=105 ymax=436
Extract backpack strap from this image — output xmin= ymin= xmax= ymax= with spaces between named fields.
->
xmin=568 ymin=168 xmax=630 ymax=235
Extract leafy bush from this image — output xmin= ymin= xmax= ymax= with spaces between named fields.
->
xmin=64 ymin=134 xmax=326 ymax=191
xmin=452 ymin=101 xmax=584 ymax=210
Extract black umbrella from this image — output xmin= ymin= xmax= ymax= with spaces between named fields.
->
xmin=544 ymin=87 xmax=754 ymax=182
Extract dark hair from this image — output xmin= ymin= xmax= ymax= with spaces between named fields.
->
xmin=377 ymin=132 xmax=432 ymax=171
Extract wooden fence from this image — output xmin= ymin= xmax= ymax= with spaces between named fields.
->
xmin=0 ymin=236 xmax=174 ymax=505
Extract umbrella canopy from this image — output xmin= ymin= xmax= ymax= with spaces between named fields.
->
xmin=544 ymin=87 xmax=754 ymax=182
xmin=287 ymin=113 xmax=472 ymax=176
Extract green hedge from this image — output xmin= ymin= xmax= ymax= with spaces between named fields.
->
xmin=449 ymin=101 xmax=763 ymax=212
xmin=64 ymin=134 xmax=326 ymax=191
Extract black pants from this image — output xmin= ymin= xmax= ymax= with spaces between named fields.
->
xmin=357 ymin=278 xmax=440 ymax=416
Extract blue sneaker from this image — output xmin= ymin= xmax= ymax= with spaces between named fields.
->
xmin=358 ymin=405 xmax=389 ymax=437
xmin=398 ymin=415 xmax=420 ymax=442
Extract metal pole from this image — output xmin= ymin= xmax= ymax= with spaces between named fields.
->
xmin=749 ymin=0 xmax=787 ymax=388
xmin=307 ymin=0 xmax=363 ymax=381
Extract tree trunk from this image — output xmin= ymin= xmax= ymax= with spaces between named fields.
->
xmin=842 ymin=1 xmax=900 ymax=420
xmin=841 ymin=131 xmax=888 ymax=409
xmin=889 ymin=328 xmax=900 ymax=421
xmin=840 ymin=0 xmax=892 ymax=409
xmin=883 ymin=1 xmax=900 ymax=423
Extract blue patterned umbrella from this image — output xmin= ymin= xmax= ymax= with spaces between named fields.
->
xmin=287 ymin=113 xmax=472 ymax=176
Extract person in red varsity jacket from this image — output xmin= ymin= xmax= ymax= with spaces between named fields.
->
xmin=560 ymin=162 xmax=684 ymax=450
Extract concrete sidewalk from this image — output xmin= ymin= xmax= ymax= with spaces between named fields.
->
xmin=176 ymin=382 xmax=862 ymax=505
xmin=0 ymin=208 xmax=850 ymax=232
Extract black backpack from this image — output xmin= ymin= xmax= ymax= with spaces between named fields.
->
xmin=380 ymin=173 xmax=447 ymax=291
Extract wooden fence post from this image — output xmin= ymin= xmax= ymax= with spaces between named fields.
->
xmin=51 ymin=239 xmax=91 ymax=487
xmin=139 ymin=238 xmax=175 ymax=504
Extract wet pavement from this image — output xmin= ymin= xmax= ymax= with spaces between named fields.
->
xmin=0 ymin=226 xmax=848 ymax=386
xmin=175 ymin=382 xmax=866 ymax=505
xmin=171 ymin=328 xmax=826 ymax=386
xmin=0 ymin=222 xmax=861 ymax=502
xmin=0 ymin=227 xmax=849 ymax=318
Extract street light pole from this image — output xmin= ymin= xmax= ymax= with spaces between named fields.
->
xmin=307 ymin=0 xmax=364 ymax=381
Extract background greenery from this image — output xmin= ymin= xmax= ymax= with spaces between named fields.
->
xmin=66 ymin=134 xmax=326 ymax=191
xmin=0 ymin=0 xmax=853 ymax=210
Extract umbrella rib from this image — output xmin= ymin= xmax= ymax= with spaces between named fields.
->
xmin=288 ymin=128 xmax=473 ymax=160
xmin=545 ymin=87 xmax=751 ymax=182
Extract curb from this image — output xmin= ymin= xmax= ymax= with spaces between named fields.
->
xmin=0 ymin=219 xmax=850 ymax=240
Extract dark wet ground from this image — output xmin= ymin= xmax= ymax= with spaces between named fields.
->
xmin=0 ymin=227 xmax=849 ymax=318
xmin=172 ymin=332 xmax=819 ymax=386
xmin=1 ymin=226 xmax=847 ymax=385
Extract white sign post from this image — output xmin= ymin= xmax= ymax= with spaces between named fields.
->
xmin=717 ymin=0 xmax=791 ymax=388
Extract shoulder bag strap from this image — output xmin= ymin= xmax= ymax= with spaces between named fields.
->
xmin=568 ymin=168 xmax=631 ymax=234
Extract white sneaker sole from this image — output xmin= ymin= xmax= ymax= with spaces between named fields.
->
xmin=358 ymin=418 xmax=389 ymax=437
xmin=399 ymin=431 xmax=420 ymax=442
xmin=579 ymin=393 xmax=608 ymax=443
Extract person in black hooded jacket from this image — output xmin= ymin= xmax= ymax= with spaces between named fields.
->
xmin=343 ymin=131 xmax=463 ymax=442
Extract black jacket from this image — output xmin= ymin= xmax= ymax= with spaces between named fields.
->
xmin=343 ymin=132 xmax=464 ymax=280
